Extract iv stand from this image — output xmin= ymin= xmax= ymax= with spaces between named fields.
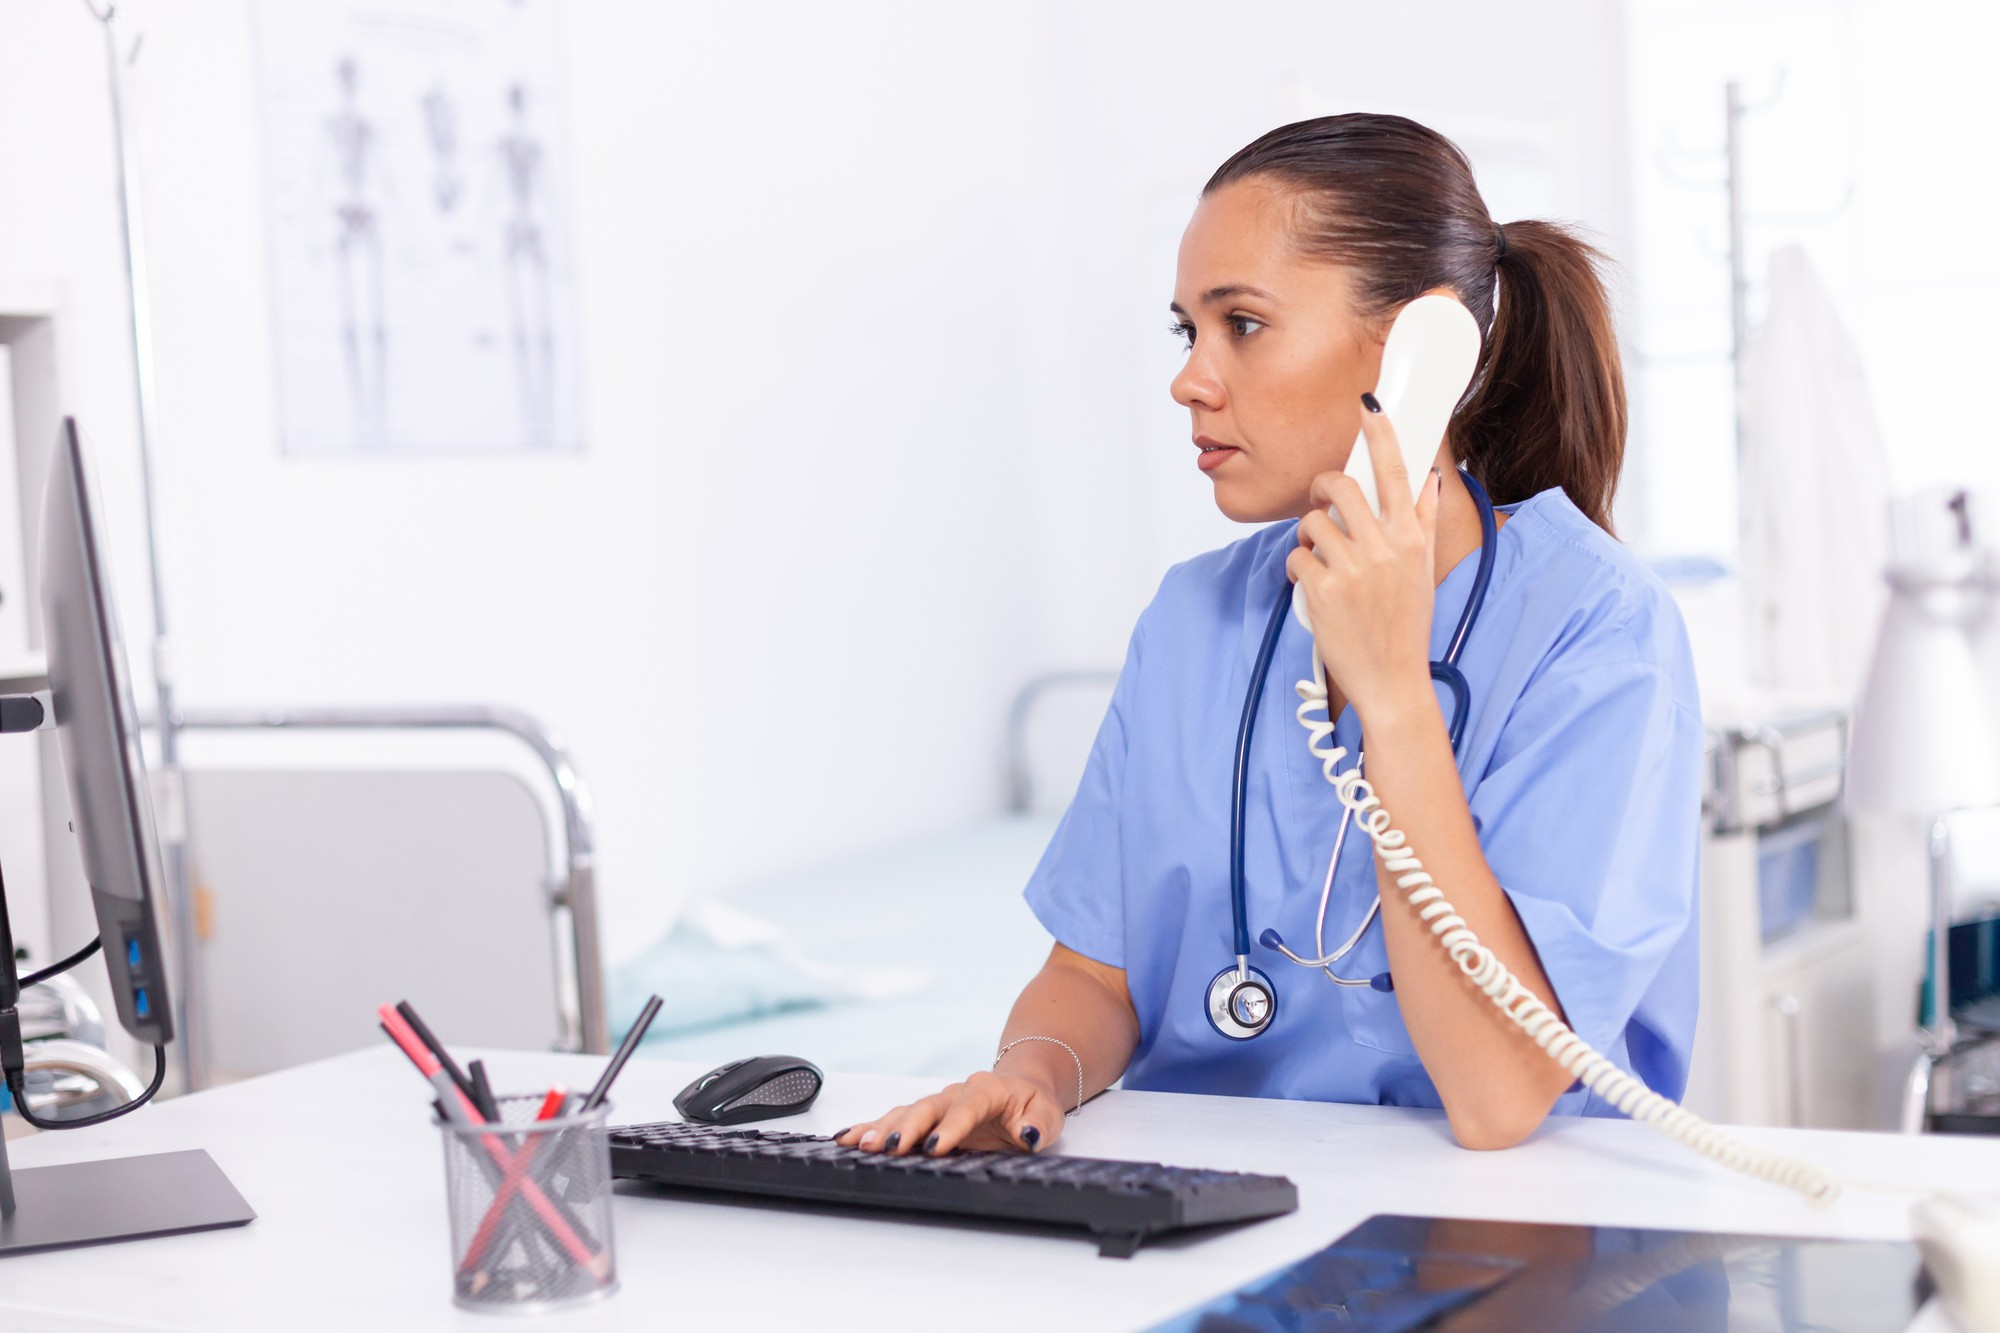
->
xmin=1723 ymin=79 xmax=1749 ymax=458
xmin=79 ymin=1 xmax=201 ymax=1090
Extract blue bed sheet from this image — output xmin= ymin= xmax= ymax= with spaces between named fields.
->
xmin=628 ymin=815 xmax=1060 ymax=1080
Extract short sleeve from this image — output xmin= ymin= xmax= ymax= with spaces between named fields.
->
xmin=1022 ymin=620 xmax=1145 ymax=969
xmin=1470 ymin=657 xmax=1704 ymax=1101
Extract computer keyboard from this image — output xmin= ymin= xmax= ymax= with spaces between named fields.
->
xmin=607 ymin=1121 xmax=1298 ymax=1256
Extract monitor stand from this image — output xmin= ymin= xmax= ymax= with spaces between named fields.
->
xmin=0 ymin=852 xmax=255 ymax=1255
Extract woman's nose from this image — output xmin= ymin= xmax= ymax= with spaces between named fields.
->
xmin=1171 ymin=356 xmax=1223 ymax=412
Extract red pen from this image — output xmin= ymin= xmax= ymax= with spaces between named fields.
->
xmin=377 ymin=1007 xmax=607 ymax=1278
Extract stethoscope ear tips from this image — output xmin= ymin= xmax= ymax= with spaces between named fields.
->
xmin=1258 ymin=929 xmax=1284 ymax=950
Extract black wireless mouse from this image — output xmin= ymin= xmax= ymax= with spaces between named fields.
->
xmin=674 ymin=1054 xmax=824 ymax=1124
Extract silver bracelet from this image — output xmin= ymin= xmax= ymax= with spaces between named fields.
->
xmin=994 ymin=1036 xmax=1085 ymax=1115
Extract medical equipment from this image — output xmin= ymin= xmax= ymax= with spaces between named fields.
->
xmin=1846 ymin=488 xmax=2000 ymax=1132
xmin=1276 ymin=477 xmax=1495 ymax=985
xmin=1210 ymin=294 xmax=1486 ymax=1041
xmin=1206 ymin=472 xmax=1496 ymax=1040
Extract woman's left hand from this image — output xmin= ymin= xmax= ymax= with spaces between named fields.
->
xmin=1284 ymin=401 xmax=1442 ymax=720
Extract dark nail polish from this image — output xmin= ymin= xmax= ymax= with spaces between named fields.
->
xmin=1360 ymin=392 xmax=1381 ymax=413
xmin=1021 ymin=1125 xmax=1041 ymax=1150
xmin=831 ymin=1127 xmax=851 ymax=1139
xmin=884 ymin=1132 xmax=901 ymax=1152
xmin=921 ymin=1134 xmax=939 ymax=1154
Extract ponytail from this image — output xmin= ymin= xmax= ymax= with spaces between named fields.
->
xmin=1453 ymin=221 xmax=1625 ymax=533
xmin=1204 ymin=116 xmax=1628 ymax=533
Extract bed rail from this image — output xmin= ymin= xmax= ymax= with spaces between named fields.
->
xmin=171 ymin=705 xmax=607 ymax=1055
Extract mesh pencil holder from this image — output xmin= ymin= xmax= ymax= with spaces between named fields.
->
xmin=438 ymin=1095 xmax=619 ymax=1314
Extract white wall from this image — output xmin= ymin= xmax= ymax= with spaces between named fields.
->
xmin=0 ymin=0 xmax=1633 ymax=965
xmin=1626 ymin=0 xmax=2000 ymax=559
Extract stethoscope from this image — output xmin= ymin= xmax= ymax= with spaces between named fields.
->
xmin=1205 ymin=469 xmax=1497 ymax=1041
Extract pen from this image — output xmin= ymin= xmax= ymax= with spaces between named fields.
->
xmin=581 ymin=994 xmax=662 ymax=1112
xmin=377 ymin=1007 xmax=608 ymax=1278
xmin=379 ymin=1016 xmax=477 ymax=1128
xmin=468 ymin=1059 xmax=500 ymax=1123
xmin=396 ymin=1000 xmax=478 ymax=1106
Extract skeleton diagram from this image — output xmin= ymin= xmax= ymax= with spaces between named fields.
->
xmin=328 ymin=56 xmax=388 ymax=444
xmin=499 ymin=82 xmax=556 ymax=449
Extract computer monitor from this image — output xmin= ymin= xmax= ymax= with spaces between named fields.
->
xmin=0 ymin=418 xmax=252 ymax=1253
xmin=39 ymin=416 xmax=174 ymax=1046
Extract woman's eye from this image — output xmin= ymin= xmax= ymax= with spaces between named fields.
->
xmin=1228 ymin=315 xmax=1265 ymax=338
xmin=1168 ymin=321 xmax=1195 ymax=350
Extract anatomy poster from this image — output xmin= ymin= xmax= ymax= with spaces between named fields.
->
xmin=252 ymin=0 xmax=582 ymax=454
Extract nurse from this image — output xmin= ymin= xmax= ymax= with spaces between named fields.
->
xmin=836 ymin=113 xmax=1702 ymax=1157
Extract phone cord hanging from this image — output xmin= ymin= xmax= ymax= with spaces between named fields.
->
xmin=1291 ymin=657 xmax=1840 ymax=1205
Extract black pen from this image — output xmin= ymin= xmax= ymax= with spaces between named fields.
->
xmin=582 ymin=995 xmax=663 ymax=1111
xmin=468 ymin=1058 xmax=501 ymax=1123
xmin=397 ymin=1000 xmax=479 ymax=1106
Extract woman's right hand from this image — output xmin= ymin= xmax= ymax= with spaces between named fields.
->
xmin=831 ymin=1070 xmax=1067 ymax=1157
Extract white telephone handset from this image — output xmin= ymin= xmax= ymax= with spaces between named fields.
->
xmin=1293 ymin=293 xmax=1483 ymax=630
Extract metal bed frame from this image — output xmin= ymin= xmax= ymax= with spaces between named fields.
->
xmin=172 ymin=705 xmax=608 ymax=1055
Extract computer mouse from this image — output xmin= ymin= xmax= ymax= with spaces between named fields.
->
xmin=673 ymin=1054 xmax=824 ymax=1124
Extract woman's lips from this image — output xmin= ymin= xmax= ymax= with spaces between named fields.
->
xmin=1196 ymin=441 xmax=1241 ymax=473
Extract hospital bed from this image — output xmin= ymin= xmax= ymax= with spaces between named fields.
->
xmin=163 ymin=675 xmax=1106 ymax=1085
xmin=171 ymin=706 xmax=606 ymax=1081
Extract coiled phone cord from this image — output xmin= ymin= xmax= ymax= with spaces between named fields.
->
xmin=1294 ymin=658 xmax=1840 ymax=1205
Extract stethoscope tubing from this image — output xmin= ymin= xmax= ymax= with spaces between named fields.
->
xmin=1228 ymin=470 xmax=1497 ymax=976
xmin=1230 ymin=589 xmax=1297 ymax=962
xmin=1428 ymin=469 xmax=1497 ymax=750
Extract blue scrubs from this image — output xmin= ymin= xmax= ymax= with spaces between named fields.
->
xmin=1024 ymin=487 xmax=1704 ymax=1115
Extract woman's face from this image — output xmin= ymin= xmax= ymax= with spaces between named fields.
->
xmin=1170 ymin=178 xmax=1385 ymax=523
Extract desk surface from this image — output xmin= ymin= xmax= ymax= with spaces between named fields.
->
xmin=1 ymin=1047 xmax=1992 ymax=1332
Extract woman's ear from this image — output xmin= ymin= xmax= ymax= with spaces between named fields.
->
xmin=1352 ymin=320 xmax=1390 ymax=389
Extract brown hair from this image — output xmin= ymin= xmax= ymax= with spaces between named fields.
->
xmin=1204 ymin=114 xmax=1626 ymax=533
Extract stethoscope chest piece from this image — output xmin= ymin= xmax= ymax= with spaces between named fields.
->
xmin=1205 ymin=964 xmax=1277 ymax=1040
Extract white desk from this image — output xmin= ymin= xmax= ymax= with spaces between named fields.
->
xmin=2 ymin=1047 xmax=1993 ymax=1331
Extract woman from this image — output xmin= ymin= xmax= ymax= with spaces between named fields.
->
xmin=837 ymin=114 xmax=1701 ymax=1158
